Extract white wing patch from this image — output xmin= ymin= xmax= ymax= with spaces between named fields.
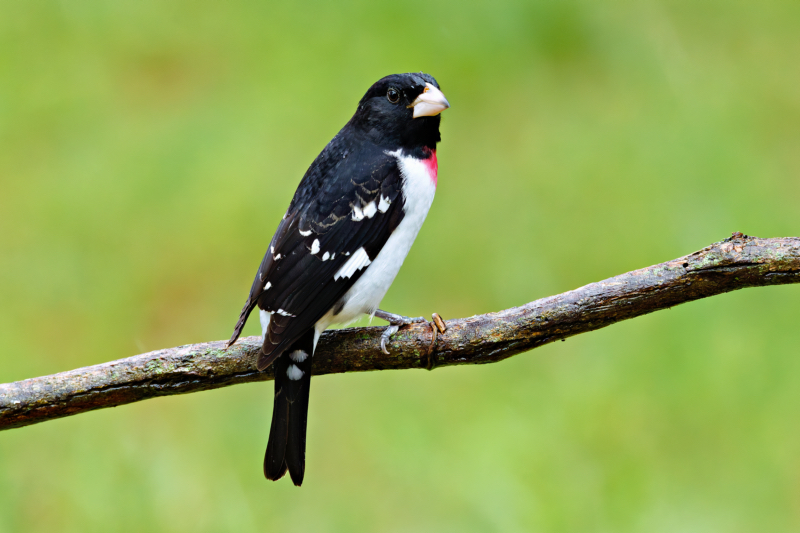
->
xmin=352 ymin=203 xmax=364 ymax=221
xmin=363 ymin=201 xmax=377 ymax=218
xmin=334 ymin=247 xmax=372 ymax=280
xmin=263 ymin=281 xmax=272 ymax=291
xmin=299 ymin=229 xmax=312 ymax=237
xmin=310 ymin=239 xmax=320 ymax=254
xmin=275 ymin=308 xmax=296 ymax=317
xmin=378 ymin=195 xmax=391 ymax=213
xmin=353 ymin=200 xmax=379 ymax=221
xmin=322 ymin=251 xmax=330 ymax=261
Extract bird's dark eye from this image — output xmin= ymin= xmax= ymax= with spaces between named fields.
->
xmin=387 ymin=88 xmax=400 ymax=104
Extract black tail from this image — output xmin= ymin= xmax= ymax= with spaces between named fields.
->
xmin=264 ymin=329 xmax=314 ymax=486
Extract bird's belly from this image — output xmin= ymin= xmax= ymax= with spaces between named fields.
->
xmin=330 ymin=222 xmax=422 ymax=324
xmin=318 ymin=151 xmax=437 ymax=329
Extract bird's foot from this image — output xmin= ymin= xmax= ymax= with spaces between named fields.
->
xmin=374 ymin=309 xmax=426 ymax=355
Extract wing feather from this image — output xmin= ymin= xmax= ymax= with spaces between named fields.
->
xmin=228 ymin=144 xmax=406 ymax=370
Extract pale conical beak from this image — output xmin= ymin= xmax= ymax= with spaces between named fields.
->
xmin=410 ymin=83 xmax=450 ymax=118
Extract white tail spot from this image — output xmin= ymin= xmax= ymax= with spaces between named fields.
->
xmin=289 ymin=350 xmax=308 ymax=362
xmin=286 ymin=364 xmax=304 ymax=380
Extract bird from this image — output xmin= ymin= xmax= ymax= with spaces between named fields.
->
xmin=226 ymin=72 xmax=449 ymax=486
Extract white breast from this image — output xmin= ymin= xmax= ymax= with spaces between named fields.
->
xmin=315 ymin=150 xmax=437 ymax=338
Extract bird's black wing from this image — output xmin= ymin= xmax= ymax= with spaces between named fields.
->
xmin=228 ymin=140 xmax=406 ymax=370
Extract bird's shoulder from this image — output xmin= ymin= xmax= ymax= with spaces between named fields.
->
xmin=287 ymin=129 xmax=403 ymax=231
xmin=246 ymin=135 xmax=406 ymax=314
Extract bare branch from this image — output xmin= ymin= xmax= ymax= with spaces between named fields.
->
xmin=2 ymin=234 xmax=799 ymax=431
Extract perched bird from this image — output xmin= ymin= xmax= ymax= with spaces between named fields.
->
xmin=226 ymin=72 xmax=449 ymax=485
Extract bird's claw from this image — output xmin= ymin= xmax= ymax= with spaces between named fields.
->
xmin=375 ymin=309 xmax=428 ymax=354
xmin=380 ymin=325 xmax=400 ymax=355
xmin=375 ymin=309 xmax=447 ymax=358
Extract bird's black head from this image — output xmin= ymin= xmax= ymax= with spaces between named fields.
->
xmin=350 ymin=72 xmax=449 ymax=153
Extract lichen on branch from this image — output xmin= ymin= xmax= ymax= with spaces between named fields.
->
xmin=2 ymin=234 xmax=799 ymax=431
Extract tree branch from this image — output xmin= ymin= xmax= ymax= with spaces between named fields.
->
xmin=2 ymin=234 xmax=799 ymax=431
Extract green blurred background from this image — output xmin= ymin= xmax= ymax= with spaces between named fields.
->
xmin=1 ymin=0 xmax=799 ymax=531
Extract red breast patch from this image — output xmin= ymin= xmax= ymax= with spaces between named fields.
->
xmin=422 ymin=147 xmax=438 ymax=186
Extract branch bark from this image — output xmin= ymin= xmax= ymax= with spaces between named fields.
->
xmin=2 ymin=234 xmax=799 ymax=431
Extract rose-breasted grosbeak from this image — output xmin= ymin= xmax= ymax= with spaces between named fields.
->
xmin=227 ymin=72 xmax=449 ymax=485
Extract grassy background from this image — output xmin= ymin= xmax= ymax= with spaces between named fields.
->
xmin=2 ymin=0 xmax=800 ymax=531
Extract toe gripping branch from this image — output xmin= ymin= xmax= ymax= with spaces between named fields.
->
xmin=426 ymin=313 xmax=447 ymax=370
xmin=374 ymin=310 xmax=448 ymax=370
xmin=375 ymin=310 xmax=426 ymax=356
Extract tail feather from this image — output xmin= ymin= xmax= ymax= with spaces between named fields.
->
xmin=264 ymin=386 xmax=289 ymax=480
xmin=226 ymin=298 xmax=256 ymax=348
xmin=284 ymin=373 xmax=310 ymax=486
xmin=264 ymin=329 xmax=314 ymax=486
